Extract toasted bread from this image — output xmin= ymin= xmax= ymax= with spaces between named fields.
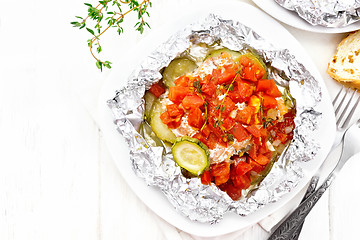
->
xmin=327 ymin=30 xmax=360 ymax=89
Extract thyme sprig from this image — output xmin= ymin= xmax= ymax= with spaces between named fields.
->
xmin=193 ymin=80 xmax=209 ymax=132
xmin=71 ymin=0 xmax=152 ymax=71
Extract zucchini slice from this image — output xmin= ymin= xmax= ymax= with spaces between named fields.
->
xmin=144 ymin=91 xmax=157 ymax=121
xmin=162 ymin=58 xmax=197 ymax=88
xmin=149 ymin=99 xmax=176 ymax=143
xmin=205 ymin=47 xmax=243 ymax=62
xmin=172 ymin=136 xmax=210 ymax=176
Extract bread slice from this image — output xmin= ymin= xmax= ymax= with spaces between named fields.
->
xmin=327 ymin=30 xmax=360 ymax=89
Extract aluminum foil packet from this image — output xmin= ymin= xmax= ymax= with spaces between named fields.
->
xmin=275 ymin=0 xmax=360 ymax=27
xmin=107 ymin=14 xmax=322 ymax=223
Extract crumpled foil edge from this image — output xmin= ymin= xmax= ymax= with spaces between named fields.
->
xmin=275 ymin=0 xmax=360 ymax=27
xmin=107 ymin=14 xmax=322 ymax=223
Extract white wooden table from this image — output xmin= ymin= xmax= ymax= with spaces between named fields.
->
xmin=1 ymin=0 xmax=359 ymax=239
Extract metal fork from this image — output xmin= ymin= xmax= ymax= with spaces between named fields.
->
xmin=268 ymin=118 xmax=360 ymax=240
xmin=268 ymin=87 xmax=360 ymax=240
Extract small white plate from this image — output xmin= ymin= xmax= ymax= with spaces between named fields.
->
xmin=98 ymin=0 xmax=335 ymax=237
xmin=252 ymin=0 xmax=360 ymax=33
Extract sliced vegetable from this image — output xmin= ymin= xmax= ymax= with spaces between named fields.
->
xmin=172 ymin=136 xmax=210 ymax=176
xmin=206 ymin=48 xmax=243 ymax=62
xmin=149 ymin=99 xmax=176 ymax=143
xmin=162 ymin=58 xmax=197 ymax=88
xmin=144 ymin=91 xmax=156 ymax=121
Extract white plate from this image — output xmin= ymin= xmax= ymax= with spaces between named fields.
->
xmin=252 ymin=0 xmax=360 ymax=33
xmin=98 ymin=0 xmax=335 ymax=237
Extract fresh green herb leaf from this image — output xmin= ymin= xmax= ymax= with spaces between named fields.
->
xmin=72 ymin=0 xmax=152 ymax=71
xmin=193 ymin=80 xmax=202 ymax=93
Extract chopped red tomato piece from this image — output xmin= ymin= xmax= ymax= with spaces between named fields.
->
xmin=248 ymin=144 xmax=258 ymax=159
xmin=188 ymin=108 xmax=203 ymax=128
xmin=261 ymin=94 xmax=278 ymax=108
xmin=201 ymin=82 xmax=216 ymax=97
xmin=168 ymin=86 xmax=190 ymax=103
xmin=239 ymin=55 xmax=266 ymax=81
xmin=255 ymin=154 xmax=270 ymax=166
xmin=224 ymin=182 xmax=242 ymax=201
xmin=182 ymin=94 xmax=205 ymax=109
xmin=257 ymin=79 xmax=282 ymax=97
xmin=221 ymin=98 xmax=236 ymax=116
xmin=160 ymin=111 xmax=182 ymax=129
xmin=201 ymin=170 xmax=212 ymax=185
xmin=174 ymin=75 xmax=190 ymax=87
xmin=149 ymin=82 xmax=166 ymax=98
xmin=235 ymin=161 xmax=253 ymax=175
xmin=246 ymin=125 xmax=262 ymax=138
xmin=222 ymin=117 xmax=236 ymax=131
xmin=232 ymin=174 xmax=251 ymax=189
xmin=230 ymin=123 xmax=249 ymax=142
xmin=212 ymin=64 xmax=237 ymax=84
xmin=199 ymin=126 xmax=209 ymax=139
xmin=235 ymin=106 xmax=256 ymax=124
xmin=211 ymin=162 xmax=230 ymax=186
xmin=166 ymin=104 xmax=184 ymax=118
xmin=248 ymin=158 xmax=264 ymax=173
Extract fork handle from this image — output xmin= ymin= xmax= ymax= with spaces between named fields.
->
xmin=268 ymin=173 xmax=336 ymax=240
xmin=288 ymin=176 xmax=320 ymax=240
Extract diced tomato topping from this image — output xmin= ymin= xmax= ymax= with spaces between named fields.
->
xmin=208 ymin=117 xmax=225 ymax=139
xmin=248 ymin=158 xmax=264 ymax=173
xmin=261 ymin=94 xmax=277 ymax=108
xmin=222 ymin=117 xmax=236 ymax=131
xmin=242 ymin=66 xmax=258 ymax=82
xmin=160 ymin=111 xmax=172 ymax=125
xmin=211 ymin=162 xmax=230 ymax=186
xmin=188 ymin=108 xmax=203 ymax=129
xmin=182 ymin=94 xmax=205 ymax=109
xmin=224 ymin=182 xmax=242 ymax=201
xmin=201 ymin=82 xmax=216 ymax=97
xmin=206 ymin=133 xmax=218 ymax=149
xmin=239 ymin=55 xmax=266 ymax=81
xmin=255 ymin=154 xmax=270 ymax=166
xmin=235 ymin=106 xmax=256 ymax=124
xmin=246 ymin=125 xmax=262 ymax=138
xmin=230 ymin=123 xmax=249 ymax=142
xmin=237 ymin=82 xmax=254 ymax=102
xmin=257 ymin=79 xmax=282 ymax=97
xmin=235 ymin=161 xmax=253 ymax=175
xmin=232 ymin=174 xmax=251 ymax=189
xmin=166 ymin=104 xmax=184 ymax=118
xmin=174 ymin=75 xmax=190 ymax=87
xmin=248 ymin=144 xmax=258 ymax=159
xmin=168 ymin=86 xmax=190 ymax=103
xmin=148 ymin=82 xmax=166 ymax=98
xmin=256 ymin=79 xmax=272 ymax=92
xmin=221 ymin=97 xmax=236 ymax=116
xmin=201 ymin=125 xmax=211 ymax=138
xmin=160 ymin=111 xmax=182 ymax=129
xmin=201 ymin=170 xmax=212 ymax=185
xmin=212 ymin=64 xmax=237 ymax=84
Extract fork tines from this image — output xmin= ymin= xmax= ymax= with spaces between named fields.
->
xmin=333 ymin=86 xmax=360 ymax=129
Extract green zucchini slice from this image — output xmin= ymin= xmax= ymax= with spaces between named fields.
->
xmin=149 ymin=99 xmax=176 ymax=143
xmin=172 ymin=136 xmax=210 ymax=176
xmin=205 ymin=47 xmax=243 ymax=62
xmin=162 ymin=58 xmax=197 ymax=88
xmin=144 ymin=91 xmax=157 ymax=121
